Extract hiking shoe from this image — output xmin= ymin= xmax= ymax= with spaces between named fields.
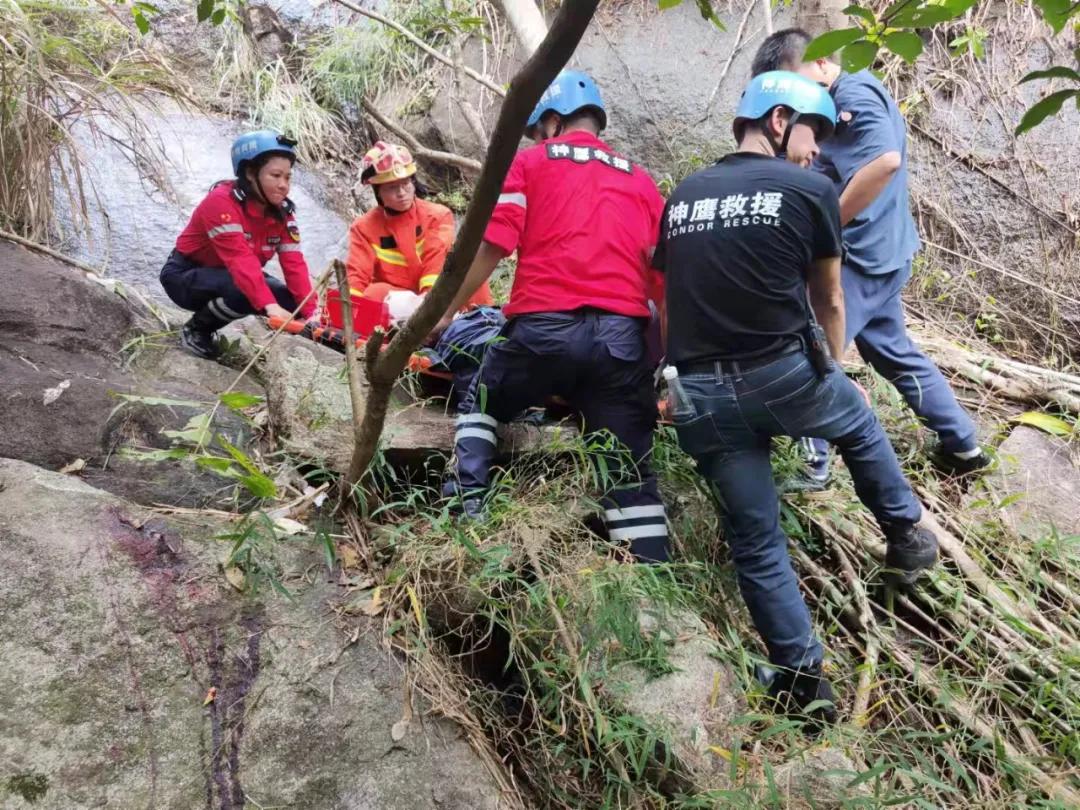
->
xmin=929 ymin=444 xmax=993 ymax=477
xmin=180 ymin=322 xmax=222 ymax=360
xmin=767 ymin=663 xmax=839 ymax=730
xmin=883 ymin=522 xmax=938 ymax=586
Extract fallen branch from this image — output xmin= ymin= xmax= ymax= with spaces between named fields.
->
xmin=360 ymin=100 xmax=483 ymax=173
xmin=331 ymin=0 xmax=506 ymax=96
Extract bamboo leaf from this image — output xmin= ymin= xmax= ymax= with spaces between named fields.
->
xmin=1014 ymin=411 xmax=1075 ymax=436
xmin=219 ymin=391 xmax=264 ymax=410
xmin=804 ymin=27 xmax=866 ymax=61
xmin=196 ymin=0 xmax=214 ymax=23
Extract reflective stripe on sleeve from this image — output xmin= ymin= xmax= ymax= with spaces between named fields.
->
xmin=207 ymin=223 xmax=244 ymax=238
xmin=278 ymin=243 xmax=302 ymax=253
xmin=496 ymin=192 xmax=527 ymax=210
xmin=418 ymin=274 xmax=439 ymax=289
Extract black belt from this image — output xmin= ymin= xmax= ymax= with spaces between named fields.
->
xmin=677 ymin=340 xmax=803 ymax=376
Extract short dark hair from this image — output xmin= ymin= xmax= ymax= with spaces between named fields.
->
xmin=751 ymin=28 xmax=813 ymax=76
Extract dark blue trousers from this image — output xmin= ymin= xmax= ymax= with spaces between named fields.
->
xmin=445 ymin=310 xmax=669 ymax=563
xmin=675 ymin=350 xmax=922 ymax=669
xmin=160 ymin=249 xmax=296 ymax=330
xmin=805 ymin=261 xmax=978 ymax=478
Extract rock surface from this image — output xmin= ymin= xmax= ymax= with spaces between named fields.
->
xmin=0 ymin=459 xmax=503 ymax=809
xmin=981 ymin=425 xmax=1080 ymax=540
xmin=768 ymin=747 xmax=869 ymax=808
xmin=261 ymin=333 xmax=575 ymax=472
xmin=0 ymin=241 xmax=261 ymax=508
xmin=55 ymin=102 xmax=349 ymax=300
xmin=603 ymin=606 xmax=746 ymax=792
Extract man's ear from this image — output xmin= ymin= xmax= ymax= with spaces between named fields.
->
xmin=770 ymin=107 xmax=789 ymax=140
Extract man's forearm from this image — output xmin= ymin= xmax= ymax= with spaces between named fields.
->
xmin=809 ymin=290 xmax=845 ymax=361
xmin=839 ymin=151 xmax=901 ymax=225
xmin=444 ymin=240 xmax=505 ymax=316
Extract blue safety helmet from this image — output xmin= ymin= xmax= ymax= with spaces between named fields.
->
xmin=733 ymin=71 xmax=837 ymax=142
xmin=230 ymin=129 xmax=298 ymax=176
xmin=525 ymin=70 xmax=607 ymax=137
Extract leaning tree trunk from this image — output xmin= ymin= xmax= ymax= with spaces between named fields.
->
xmin=340 ymin=0 xmax=602 ymax=496
xmin=497 ymin=0 xmax=549 ymax=56
xmin=796 ymin=0 xmax=848 ymax=36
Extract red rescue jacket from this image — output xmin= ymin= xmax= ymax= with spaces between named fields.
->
xmin=175 ymin=181 xmax=316 ymax=318
xmin=484 ymin=131 xmax=665 ymax=319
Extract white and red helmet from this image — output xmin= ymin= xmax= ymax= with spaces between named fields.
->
xmin=360 ymin=141 xmax=417 ymax=185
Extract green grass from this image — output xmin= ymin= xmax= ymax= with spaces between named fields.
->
xmin=344 ymin=363 xmax=1080 ymax=809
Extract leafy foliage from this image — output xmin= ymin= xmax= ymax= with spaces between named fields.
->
xmin=0 ymin=0 xmax=179 ymax=239
xmin=804 ymin=0 xmax=1080 ymax=133
xmin=118 ymin=391 xmax=277 ymax=500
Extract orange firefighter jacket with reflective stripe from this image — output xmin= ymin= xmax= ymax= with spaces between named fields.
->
xmin=345 ymin=198 xmax=492 ymax=306
xmin=175 ymin=181 xmax=316 ymax=318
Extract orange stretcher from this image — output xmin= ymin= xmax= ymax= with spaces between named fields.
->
xmin=264 ymin=315 xmax=453 ymax=380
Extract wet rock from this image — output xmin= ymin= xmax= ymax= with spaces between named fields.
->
xmin=602 ymin=606 xmax=746 ymax=792
xmin=981 ymin=425 xmax=1080 ymax=540
xmin=769 ymin=747 xmax=869 ymax=808
xmin=55 ymin=102 xmax=349 ymax=301
xmin=0 ymin=240 xmax=263 ymax=508
xmin=0 ymin=459 xmax=502 ymax=809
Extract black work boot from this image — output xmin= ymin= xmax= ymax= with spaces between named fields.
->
xmin=768 ymin=663 xmax=838 ymax=731
xmin=929 ymin=444 xmax=994 ymax=477
xmin=180 ymin=319 xmax=222 ymax=360
xmin=883 ymin=522 xmax=938 ymax=586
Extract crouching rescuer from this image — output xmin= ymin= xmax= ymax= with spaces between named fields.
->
xmin=655 ymin=73 xmax=939 ymax=723
xmin=433 ymin=70 xmax=670 ymax=563
xmin=160 ymin=130 xmax=317 ymax=359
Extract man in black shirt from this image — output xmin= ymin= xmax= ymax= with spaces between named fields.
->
xmin=655 ymin=72 xmax=938 ymax=727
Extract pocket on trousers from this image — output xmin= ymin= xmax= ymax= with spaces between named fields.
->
xmin=763 ymin=366 xmax=839 ymax=436
xmin=597 ymin=316 xmax=645 ymax=363
xmin=509 ymin=314 xmax=576 ymax=356
xmin=673 ymin=411 xmax=728 ymax=458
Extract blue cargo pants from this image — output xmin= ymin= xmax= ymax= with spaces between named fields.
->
xmin=444 ymin=309 xmax=670 ymax=563
xmin=674 ymin=348 xmax=922 ymax=669
xmin=804 ymin=261 xmax=978 ymax=478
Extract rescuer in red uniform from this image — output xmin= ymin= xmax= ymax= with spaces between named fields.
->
xmin=435 ymin=70 xmax=670 ymax=563
xmin=160 ymin=130 xmax=317 ymax=359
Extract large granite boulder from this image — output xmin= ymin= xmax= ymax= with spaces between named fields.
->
xmin=0 ymin=459 xmax=503 ymax=809
xmin=981 ymin=424 xmax=1080 ymax=540
xmin=0 ymin=240 xmax=263 ymax=508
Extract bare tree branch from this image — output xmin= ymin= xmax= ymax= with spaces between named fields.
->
xmin=495 ymin=0 xmax=549 ymax=55
xmin=361 ymin=99 xmax=483 ymax=173
xmin=340 ymin=0 xmax=603 ymax=496
xmin=331 ymin=0 xmax=507 ymax=97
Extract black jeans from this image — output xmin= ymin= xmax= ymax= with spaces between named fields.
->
xmin=445 ymin=309 xmax=669 ymax=562
xmin=159 ymin=249 xmax=296 ymax=327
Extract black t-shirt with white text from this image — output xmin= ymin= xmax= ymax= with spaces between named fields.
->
xmin=654 ymin=152 xmax=842 ymax=364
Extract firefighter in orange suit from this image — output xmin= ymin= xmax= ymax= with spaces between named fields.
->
xmin=345 ymin=141 xmax=492 ymax=307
